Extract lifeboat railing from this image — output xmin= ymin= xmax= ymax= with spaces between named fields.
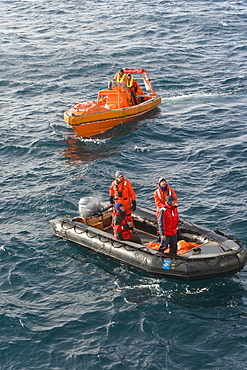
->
xmin=123 ymin=68 xmax=158 ymax=98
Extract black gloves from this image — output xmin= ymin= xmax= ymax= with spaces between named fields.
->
xmin=132 ymin=200 xmax=136 ymax=212
xmin=109 ymin=196 xmax=114 ymax=205
xmin=123 ymin=222 xmax=133 ymax=230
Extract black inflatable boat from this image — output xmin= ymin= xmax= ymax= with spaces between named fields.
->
xmin=49 ymin=199 xmax=247 ymax=281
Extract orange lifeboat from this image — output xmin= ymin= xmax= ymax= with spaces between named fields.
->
xmin=64 ymin=68 xmax=162 ymax=138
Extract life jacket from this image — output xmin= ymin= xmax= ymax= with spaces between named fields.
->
xmin=117 ymin=73 xmax=126 ymax=83
xmin=126 ymin=77 xmax=134 ymax=87
xmin=157 ymin=203 xmax=180 ymax=236
xmin=146 ymin=240 xmax=200 ymax=255
xmin=112 ymin=210 xmax=133 ymax=240
xmin=109 ymin=177 xmax=136 ymax=215
xmin=177 ymin=240 xmax=199 ymax=254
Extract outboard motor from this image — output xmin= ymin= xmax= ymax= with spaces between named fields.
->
xmin=108 ymin=79 xmax=113 ymax=90
xmin=78 ymin=197 xmax=103 ymax=218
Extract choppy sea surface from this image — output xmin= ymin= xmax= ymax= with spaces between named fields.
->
xmin=1 ymin=0 xmax=247 ymax=369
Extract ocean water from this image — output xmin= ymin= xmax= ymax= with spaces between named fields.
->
xmin=1 ymin=0 xmax=247 ymax=369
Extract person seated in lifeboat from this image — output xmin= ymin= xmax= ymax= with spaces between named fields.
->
xmin=112 ymin=203 xmax=142 ymax=244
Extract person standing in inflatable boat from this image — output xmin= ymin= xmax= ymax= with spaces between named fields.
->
xmin=154 ymin=177 xmax=178 ymax=211
xmin=112 ymin=203 xmax=142 ymax=244
xmin=109 ymin=171 xmax=136 ymax=227
xmin=157 ymin=195 xmax=180 ymax=254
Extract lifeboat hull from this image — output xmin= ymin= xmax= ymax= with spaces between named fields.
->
xmin=64 ymin=97 xmax=161 ymax=138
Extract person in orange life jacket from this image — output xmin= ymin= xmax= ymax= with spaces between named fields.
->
xmin=154 ymin=177 xmax=178 ymax=211
xmin=112 ymin=203 xmax=142 ymax=244
xmin=109 ymin=171 xmax=136 ymax=227
xmin=157 ymin=195 xmax=180 ymax=254
xmin=126 ymin=73 xmax=138 ymax=105
xmin=113 ymin=69 xmax=127 ymax=86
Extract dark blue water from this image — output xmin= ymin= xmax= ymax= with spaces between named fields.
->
xmin=1 ymin=0 xmax=247 ymax=369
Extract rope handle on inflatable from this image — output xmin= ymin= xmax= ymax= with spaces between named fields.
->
xmin=109 ymin=239 xmax=156 ymax=255
xmin=123 ymin=244 xmax=136 ymax=252
xmin=99 ymin=235 xmax=110 ymax=243
xmin=61 ymin=220 xmax=75 ymax=230
xmin=74 ymin=225 xmax=87 ymax=234
xmin=111 ymin=240 xmax=123 ymax=248
xmin=86 ymin=229 xmax=97 ymax=238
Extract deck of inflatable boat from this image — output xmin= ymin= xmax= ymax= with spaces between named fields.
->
xmin=70 ymin=208 xmax=241 ymax=259
xmin=49 ymin=206 xmax=247 ymax=281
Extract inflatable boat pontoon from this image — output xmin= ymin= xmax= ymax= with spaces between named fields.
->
xmin=49 ymin=199 xmax=247 ymax=281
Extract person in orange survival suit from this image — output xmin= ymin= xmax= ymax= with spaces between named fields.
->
xmin=154 ymin=177 xmax=178 ymax=212
xmin=109 ymin=171 xmax=136 ymax=227
xmin=112 ymin=203 xmax=142 ymax=244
